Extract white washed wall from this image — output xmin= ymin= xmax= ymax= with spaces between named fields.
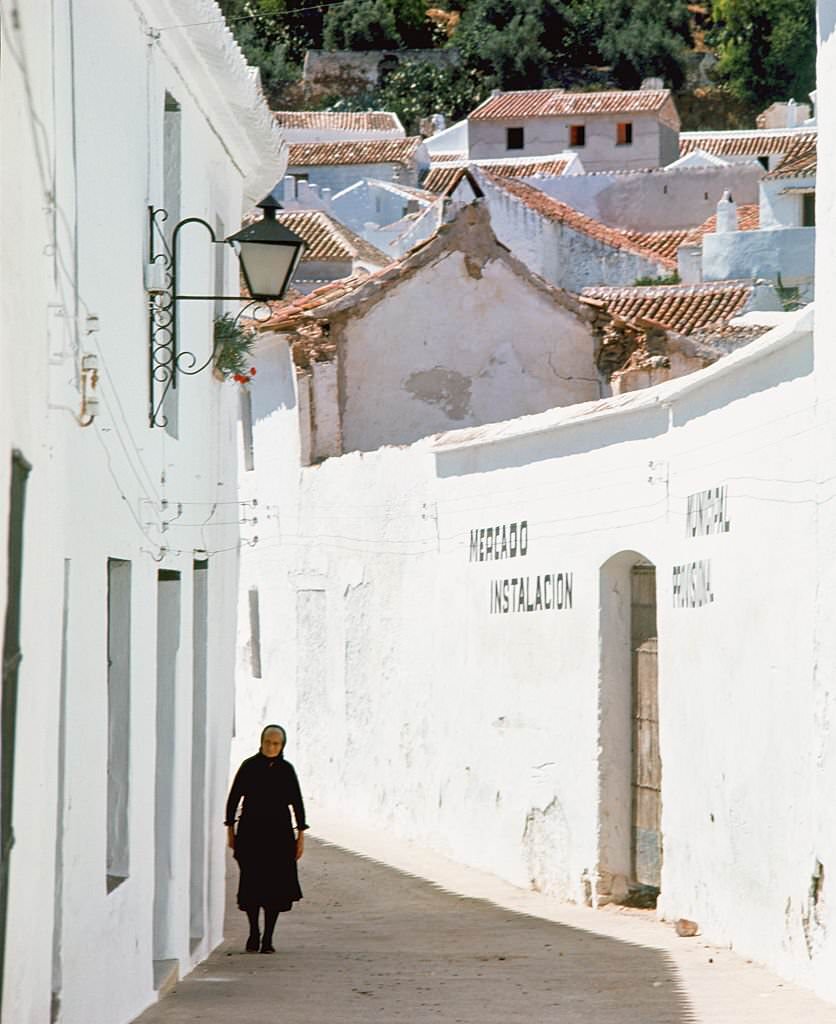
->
xmin=532 ymin=164 xmax=763 ymax=231
xmin=234 ymin=305 xmax=836 ymax=1003
xmin=0 ymin=1 xmax=280 ymax=1022
xmin=334 ymin=251 xmax=601 ymax=453
xmin=468 ymin=114 xmax=666 ymax=171
xmin=480 ymin=176 xmax=671 ymax=289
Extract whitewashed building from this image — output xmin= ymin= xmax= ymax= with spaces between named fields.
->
xmin=0 ymin=2 xmax=283 ymax=1023
xmin=466 ymin=88 xmax=681 ymax=171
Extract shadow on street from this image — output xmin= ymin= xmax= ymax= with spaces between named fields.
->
xmin=133 ymin=837 xmax=695 ymax=1023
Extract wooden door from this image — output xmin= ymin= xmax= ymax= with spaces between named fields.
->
xmin=632 ymin=639 xmax=661 ymax=888
xmin=630 ymin=565 xmax=661 ymax=891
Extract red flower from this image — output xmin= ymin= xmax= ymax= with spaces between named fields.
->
xmin=249 ymin=367 xmax=257 ymax=376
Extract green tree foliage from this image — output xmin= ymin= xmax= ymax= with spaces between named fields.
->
xmin=375 ymin=60 xmax=485 ymax=132
xmin=452 ymin=0 xmax=595 ymax=91
xmin=450 ymin=0 xmax=690 ymax=92
xmin=218 ymin=0 xmax=326 ymax=102
xmin=598 ymin=0 xmax=692 ymax=90
xmin=708 ymin=0 xmax=816 ymax=107
xmin=323 ymin=0 xmax=438 ymax=51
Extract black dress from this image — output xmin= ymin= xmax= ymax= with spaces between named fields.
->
xmin=225 ymin=752 xmax=308 ymax=912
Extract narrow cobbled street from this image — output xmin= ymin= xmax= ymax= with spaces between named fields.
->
xmin=133 ymin=836 xmax=836 ymax=1024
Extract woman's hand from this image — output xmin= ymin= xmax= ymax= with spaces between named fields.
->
xmin=227 ymin=825 xmax=236 ymax=851
xmin=295 ymin=830 xmax=305 ymax=861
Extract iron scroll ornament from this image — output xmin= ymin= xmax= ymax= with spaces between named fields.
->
xmin=147 ymin=208 xmax=275 ymax=429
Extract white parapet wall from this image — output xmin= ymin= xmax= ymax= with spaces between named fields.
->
xmin=234 ymin=302 xmax=836 ymax=1005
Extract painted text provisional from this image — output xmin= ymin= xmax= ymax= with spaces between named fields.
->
xmin=490 ymin=573 xmax=573 ymax=614
xmin=672 ymin=559 xmax=714 ymax=608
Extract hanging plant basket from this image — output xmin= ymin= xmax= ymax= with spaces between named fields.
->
xmin=213 ymin=314 xmax=257 ymax=384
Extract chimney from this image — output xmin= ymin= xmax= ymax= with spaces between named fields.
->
xmin=715 ymin=190 xmax=738 ymax=233
xmin=787 ymin=98 xmax=797 ymax=128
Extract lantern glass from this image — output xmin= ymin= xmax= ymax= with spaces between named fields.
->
xmin=237 ymin=240 xmax=302 ymax=300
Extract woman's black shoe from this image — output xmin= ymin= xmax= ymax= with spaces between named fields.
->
xmin=246 ymin=935 xmax=260 ymax=952
xmin=260 ymin=942 xmax=275 ymax=954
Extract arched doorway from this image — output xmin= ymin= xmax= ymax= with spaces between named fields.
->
xmin=597 ymin=552 xmax=661 ymax=907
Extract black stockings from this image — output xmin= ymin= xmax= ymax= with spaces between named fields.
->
xmin=262 ymin=908 xmax=279 ymax=948
xmin=244 ymin=906 xmax=279 ymax=951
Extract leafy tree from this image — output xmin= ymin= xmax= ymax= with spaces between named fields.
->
xmin=708 ymin=0 xmax=816 ymax=107
xmin=598 ymin=0 xmax=692 ymax=90
xmin=451 ymin=0 xmax=582 ymax=91
xmin=322 ymin=0 xmax=438 ymax=51
xmin=375 ymin=59 xmax=485 ymax=132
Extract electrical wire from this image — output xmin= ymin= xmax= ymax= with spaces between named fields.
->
xmin=154 ymin=0 xmax=353 ymax=33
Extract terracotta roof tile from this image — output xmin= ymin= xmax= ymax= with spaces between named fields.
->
xmin=486 ymin=175 xmax=677 ymax=268
xmin=764 ymin=133 xmax=817 ymax=179
xmin=288 ymin=137 xmax=424 ymax=167
xmin=679 ymin=127 xmax=816 ymax=159
xmin=277 ymin=210 xmax=387 ymax=265
xmin=581 ymin=281 xmax=755 ymax=334
xmin=424 ymin=155 xmax=571 ymax=192
xmin=274 ymin=110 xmax=401 ymax=132
xmin=470 ymin=88 xmax=673 ymax=120
xmin=427 ymin=151 xmax=468 ymax=162
xmin=682 ymin=204 xmax=760 ymax=245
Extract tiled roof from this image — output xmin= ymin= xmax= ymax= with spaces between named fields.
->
xmin=424 ymin=155 xmax=571 ymax=192
xmin=620 ymin=229 xmax=692 ymax=264
xmin=682 ymin=205 xmax=760 ymax=245
xmin=256 ymin=202 xmax=590 ymax=337
xmin=427 ymin=151 xmax=468 ymax=162
xmin=764 ymin=133 xmax=817 ymax=179
xmin=470 ymin=88 xmax=673 ymax=120
xmin=422 ymin=167 xmax=465 ymax=193
xmin=288 ymin=137 xmax=424 ymax=167
xmin=277 ymin=210 xmax=387 ymax=265
xmin=679 ymin=127 xmax=816 ymax=159
xmin=274 ymin=110 xmax=401 ymax=132
xmin=485 ymin=175 xmax=677 ymax=268
xmin=581 ymin=281 xmax=755 ymax=335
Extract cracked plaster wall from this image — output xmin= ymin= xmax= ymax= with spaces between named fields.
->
xmin=336 ymin=250 xmax=600 ymax=453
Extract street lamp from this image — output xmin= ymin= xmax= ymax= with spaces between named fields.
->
xmin=226 ymin=195 xmax=305 ymax=301
xmin=147 ymin=195 xmax=305 ymax=428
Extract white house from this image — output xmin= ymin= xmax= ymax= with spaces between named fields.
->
xmin=285 ymin=137 xmax=430 ymax=194
xmin=466 ymin=88 xmax=681 ymax=171
xmin=679 ymin=125 xmax=817 ymax=170
xmin=687 ymin=135 xmax=817 ymax=298
xmin=255 ymin=202 xmax=603 ymax=460
xmin=0 ymin=2 xmax=283 ymax=1022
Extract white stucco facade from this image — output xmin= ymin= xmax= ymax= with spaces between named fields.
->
xmin=478 ymin=175 xmax=673 ymax=290
xmin=230 ymin=2 xmax=836 ymax=1004
xmin=467 ymin=113 xmax=679 ymax=172
xmin=532 ymin=164 xmax=763 ymax=231
xmin=0 ymin=2 xmax=283 ymax=1022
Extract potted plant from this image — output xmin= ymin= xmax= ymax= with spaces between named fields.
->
xmin=213 ymin=314 xmax=258 ymax=384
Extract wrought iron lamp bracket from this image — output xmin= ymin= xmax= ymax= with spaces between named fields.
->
xmin=147 ymin=207 xmax=267 ymax=428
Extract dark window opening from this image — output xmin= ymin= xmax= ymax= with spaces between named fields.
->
xmin=616 ymin=122 xmax=633 ymax=145
xmin=803 ymin=192 xmax=816 ymax=226
xmin=569 ymin=124 xmax=586 ymax=148
xmin=758 ymin=155 xmax=770 ymax=170
xmin=506 ymin=126 xmax=524 ymax=150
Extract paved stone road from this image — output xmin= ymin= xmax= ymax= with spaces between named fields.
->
xmin=134 ymin=836 xmax=836 ymax=1024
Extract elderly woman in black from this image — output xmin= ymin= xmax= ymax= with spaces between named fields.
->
xmin=225 ymin=724 xmax=308 ymax=953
